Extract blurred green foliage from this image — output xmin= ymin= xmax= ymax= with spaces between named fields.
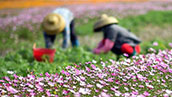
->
xmin=119 ymin=10 xmax=172 ymax=33
xmin=76 ymin=10 xmax=172 ymax=35
xmin=0 ymin=46 xmax=116 ymax=78
xmin=0 ymin=10 xmax=172 ymax=78
xmin=0 ymin=39 xmax=172 ymax=78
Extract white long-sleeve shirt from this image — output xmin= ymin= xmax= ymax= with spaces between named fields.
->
xmin=53 ymin=8 xmax=74 ymax=48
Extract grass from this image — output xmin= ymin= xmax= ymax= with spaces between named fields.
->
xmin=75 ymin=10 xmax=172 ymax=35
xmin=0 ymin=38 xmax=171 ymax=78
xmin=0 ymin=46 xmax=117 ymax=78
xmin=0 ymin=10 xmax=172 ymax=78
xmin=119 ymin=10 xmax=172 ymax=33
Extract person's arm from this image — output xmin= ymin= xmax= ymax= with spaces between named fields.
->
xmin=97 ymin=39 xmax=105 ymax=49
xmin=93 ymin=38 xmax=114 ymax=54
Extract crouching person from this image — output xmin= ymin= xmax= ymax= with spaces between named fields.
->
xmin=42 ymin=8 xmax=79 ymax=49
xmin=93 ymin=14 xmax=141 ymax=58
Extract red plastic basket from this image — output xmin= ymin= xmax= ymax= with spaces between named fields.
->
xmin=33 ymin=44 xmax=56 ymax=63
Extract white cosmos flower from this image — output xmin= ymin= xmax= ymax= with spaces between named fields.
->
xmin=48 ymin=82 xmax=54 ymax=87
xmin=80 ymin=81 xmax=86 ymax=86
xmin=146 ymin=83 xmax=154 ymax=89
xmin=39 ymin=82 xmax=44 ymax=86
xmin=1 ymin=95 xmax=8 ymax=97
xmin=92 ymin=60 xmax=97 ymax=63
xmin=79 ymin=88 xmax=90 ymax=95
xmin=124 ymin=87 xmax=129 ymax=91
xmin=115 ymin=90 xmax=121 ymax=96
xmin=166 ymin=90 xmax=172 ymax=94
xmin=18 ymin=76 xmax=23 ymax=80
xmin=7 ymin=71 xmax=14 ymax=74
xmin=96 ymin=83 xmax=103 ymax=89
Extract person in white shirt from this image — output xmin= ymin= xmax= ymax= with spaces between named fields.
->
xmin=42 ymin=8 xmax=79 ymax=49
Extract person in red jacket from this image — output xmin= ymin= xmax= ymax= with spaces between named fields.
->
xmin=93 ymin=14 xmax=141 ymax=57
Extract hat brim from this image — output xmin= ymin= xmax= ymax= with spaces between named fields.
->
xmin=42 ymin=13 xmax=65 ymax=35
xmin=94 ymin=23 xmax=117 ymax=32
xmin=94 ymin=17 xmax=118 ymax=32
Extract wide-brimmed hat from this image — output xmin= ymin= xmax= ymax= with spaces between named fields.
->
xmin=94 ymin=14 xmax=118 ymax=32
xmin=42 ymin=13 xmax=65 ymax=35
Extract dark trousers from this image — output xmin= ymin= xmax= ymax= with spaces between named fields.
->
xmin=44 ymin=19 xmax=79 ymax=48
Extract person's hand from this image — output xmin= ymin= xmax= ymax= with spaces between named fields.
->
xmin=93 ymin=48 xmax=101 ymax=54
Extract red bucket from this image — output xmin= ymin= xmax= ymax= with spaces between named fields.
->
xmin=33 ymin=44 xmax=56 ymax=63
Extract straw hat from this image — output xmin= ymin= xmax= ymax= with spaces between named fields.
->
xmin=94 ymin=14 xmax=118 ymax=32
xmin=42 ymin=13 xmax=66 ymax=35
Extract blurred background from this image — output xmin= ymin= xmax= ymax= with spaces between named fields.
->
xmin=0 ymin=0 xmax=150 ymax=9
xmin=0 ymin=0 xmax=172 ymax=55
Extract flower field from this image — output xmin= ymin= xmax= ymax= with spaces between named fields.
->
xmin=1 ymin=1 xmax=172 ymax=32
xmin=0 ymin=48 xmax=172 ymax=96
xmin=0 ymin=0 xmax=172 ymax=96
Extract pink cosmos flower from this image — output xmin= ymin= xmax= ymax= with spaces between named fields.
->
xmin=107 ymin=78 xmax=114 ymax=82
xmin=6 ymin=86 xmax=18 ymax=94
xmin=80 ymin=76 xmax=86 ymax=81
xmin=153 ymin=42 xmax=158 ymax=46
xmin=46 ymin=90 xmax=51 ymax=96
xmin=123 ymin=93 xmax=130 ymax=97
xmin=61 ymin=70 xmax=66 ymax=74
xmin=30 ymin=92 xmax=36 ymax=96
xmin=124 ymin=53 xmax=129 ymax=57
xmin=61 ymin=70 xmax=70 ymax=76
xmin=74 ymin=64 xmax=80 ymax=68
xmin=66 ymin=66 xmax=71 ymax=69
xmin=40 ymin=73 xmax=43 ymax=76
xmin=45 ymin=72 xmax=50 ymax=77
xmin=100 ymin=92 xmax=110 ymax=97
xmin=48 ymin=81 xmax=54 ymax=87
xmin=63 ymin=90 xmax=69 ymax=95
xmin=36 ymin=84 xmax=44 ymax=92
xmin=74 ymin=92 xmax=81 ymax=97
xmin=139 ymin=85 xmax=144 ymax=88
xmin=168 ymin=43 xmax=172 ymax=48
xmin=0 ymin=80 xmax=5 ymax=82
xmin=146 ymin=83 xmax=154 ymax=89
xmin=115 ymin=80 xmax=120 ymax=84
xmin=111 ymin=73 xmax=118 ymax=76
xmin=137 ymin=94 xmax=146 ymax=97
xmin=132 ymin=91 xmax=138 ymax=95
xmin=111 ymin=87 xmax=116 ymax=92
xmin=137 ymin=74 xmax=146 ymax=81
xmin=37 ymin=77 xmax=44 ymax=82
xmin=163 ymin=94 xmax=169 ymax=97
xmin=28 ymin=74 xmax=35 ymax=80
xmin=168 ymin=69 xmax=172 ymax=73
xmin=75 ymin=68 xmax=81 ymax=75
xmin=87 ymin=84 xmax=93 ymax=88
xmin=95 ymin=89 xmax=99 ymax=92
xmin=98 ymin=74 xmax=103 ymax=79
xmin=143 ymin=91 xmax=150 ymax=96
xmin=4 ymin=77 xmax=10 ymax=81
xmin=86 ymin=67 xmax=91 ymax=72
xmin=91 ymin=64 xmax=96 ymax=70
